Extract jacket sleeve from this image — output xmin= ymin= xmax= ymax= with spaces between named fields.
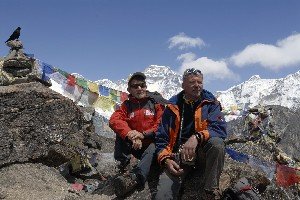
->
xmin=155 ymin=107 xmax=173 ymax=165
xmin=143 ymin=104 xmax=165 ymax=139
xmin=109 ymin=103 xmax=131 ymax=140
xmin=206 ymin=102 xmax=227 ymax=139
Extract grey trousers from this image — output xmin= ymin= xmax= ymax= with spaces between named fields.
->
xmin=155 ymin=137 xmax=225 ymax=200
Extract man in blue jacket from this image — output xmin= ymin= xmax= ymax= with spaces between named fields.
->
xmin=155 ymin=68 xmax=227 ymax=200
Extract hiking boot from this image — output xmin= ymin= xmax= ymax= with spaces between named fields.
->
xmin=115 ymin=161 xmax=131 ymax=174
xmin=204 ymin=189 xmax=221 ymax=200
xmin=113 ymin=173 xmax=138 ymax=197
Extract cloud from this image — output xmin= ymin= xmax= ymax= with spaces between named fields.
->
xmin=178 ymin=52 xmax=238 ymax=81
xmin=168 ymin=32 xmax=205 ymax=50
xmin=231 ymin=33 xmax=300 ymax=70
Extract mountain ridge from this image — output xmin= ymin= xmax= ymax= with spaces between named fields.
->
xmin=216 ymin=70 xmax=300 ymax=110
xmin=95 ymin=65 xmax=183 ymax=99
xmin=95 ymin=65 xmax=300 ymax=111
xmin=67 ymin=65 xmax=300 ymax=116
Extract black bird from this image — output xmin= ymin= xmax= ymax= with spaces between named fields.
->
xmin=5 ymin=27 xmax=21 ymax=43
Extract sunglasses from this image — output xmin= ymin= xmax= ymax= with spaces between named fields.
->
xmin=130 ymin=82 xmax=147 ymax=89
xmin=183 ymin=68 xmax=202 ymax=78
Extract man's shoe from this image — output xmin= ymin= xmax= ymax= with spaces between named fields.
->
xmin=113 ymin=173 xmax=138 ymax=197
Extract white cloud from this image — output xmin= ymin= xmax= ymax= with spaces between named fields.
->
xmin=231 ymin=33 xmax=300 ymax=70
xmin=177 ymin=52 xmax=238 ymax=81
xmin=168 ymin=32 xmax=205 ymax=50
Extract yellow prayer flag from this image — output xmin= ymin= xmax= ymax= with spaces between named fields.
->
xmin=93 ymin=96 xmax=115 ymax=111
xmin=88 ymin=81 xmax=99 ymax=94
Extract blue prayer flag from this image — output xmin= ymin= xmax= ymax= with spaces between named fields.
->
xmin=225 ymin=147 xmax=249 ymax=163
xmin=42 ymin=62 xmax=54 ymax=81
xmin=99 ymin=85 xmax=110 ymax=96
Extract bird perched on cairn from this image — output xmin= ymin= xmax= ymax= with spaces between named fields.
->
xmin=5 ymin=27 xmax=21 ymax=43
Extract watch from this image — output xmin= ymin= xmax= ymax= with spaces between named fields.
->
xmin=194 ymin=132 xmax=203 ymax=143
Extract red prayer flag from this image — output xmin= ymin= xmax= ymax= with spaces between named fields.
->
xmin=67 ymin=74 xmax=76 ymax=86
xmin=120 ymin=92 xmax=128 ymax=102
xmin=276 ymin=163 xmax=300 ymax=187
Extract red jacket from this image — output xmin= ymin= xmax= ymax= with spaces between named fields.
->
xmin=109 ymin=96 xmax=165 ymax=145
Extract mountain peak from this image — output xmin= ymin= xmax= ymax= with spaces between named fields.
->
xmin=97 ymin=65 xmax=183 ymax=99
xmin=144 ymin=65 xmax=179 ymax=78
xmin=248 ymin=75 xmax=261 ymax=81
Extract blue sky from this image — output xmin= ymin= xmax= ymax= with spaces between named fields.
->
xmin=1 ymin=0 xmax=300 ymax=93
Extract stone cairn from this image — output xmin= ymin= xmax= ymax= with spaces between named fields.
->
xmin=0 ymin=34 xmax=50 ymax=86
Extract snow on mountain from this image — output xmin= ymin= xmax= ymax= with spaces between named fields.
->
xmin=50 ymin=65 xmax=300 ymax=123
xmin=71 ymin=73 xmax=86 ymax=80
xmin=215 ymin=70 xmax=300 ymax=110
xmin=96 ymin=65 xmax=183 ymax=99
xmin=49 ymin=65 xmax=182 ymax=120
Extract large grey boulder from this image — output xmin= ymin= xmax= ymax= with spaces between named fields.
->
xmin=0 ymin=82 xmax=100 ymax=168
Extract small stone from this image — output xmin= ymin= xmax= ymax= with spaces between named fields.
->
xmin=0 ymin=187 xmax=8 ymax=199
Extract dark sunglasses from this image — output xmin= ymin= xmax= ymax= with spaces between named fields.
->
xmin=130 ymin=82 xmax=147 ymax=89
xmin=183 ymin=68 xmax=202 ymax=78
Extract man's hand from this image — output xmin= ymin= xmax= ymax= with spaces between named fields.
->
xmin=180 ymin=135 xmax=198 ymax=162
xmin=164 ymin=158 xmax=184 ymax=176
xmin=132 ymin=139 xmax=142 ymax=150
xmin=127 ymin=130 xmax=144 ymax=141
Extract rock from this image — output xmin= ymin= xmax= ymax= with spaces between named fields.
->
xmin=0 ymin=187 xmax=7 ymax=199
xmin=0 ymin=163 xmax=70 ymax=200
xmin=1 ymin=40 xmax=42 ymax=86
xmin=0 ymin=82 xmax=101 ymax=168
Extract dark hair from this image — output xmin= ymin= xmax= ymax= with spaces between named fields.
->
xmin=128 ymin=72 xmax=146 ymax=86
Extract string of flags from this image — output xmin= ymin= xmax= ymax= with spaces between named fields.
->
xmin=37 ymin=58 xmax=255 ymax=117
xmin=225 ymin=147 xmax=300 ymax=188
xmin=36 ymin=59 xmax=128 ymax=112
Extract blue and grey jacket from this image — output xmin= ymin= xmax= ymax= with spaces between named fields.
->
xmin=155 ymin=89 xmax=227 ymax=165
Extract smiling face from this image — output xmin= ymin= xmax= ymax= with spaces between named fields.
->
xmin=182 ymin=73 xmax=203 ymax=101
xmin=127 ymin=79 xmax=147 ymax=99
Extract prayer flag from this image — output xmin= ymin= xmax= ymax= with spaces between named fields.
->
xmin=67 ymin=74 xmax=76 ymax=86
xmin=56 ymin=68 xmax=69 ymax=78
xmin=120 ymin=92 xmax=128 ymax=102
xmin=225 ymin=147 xmax=249 ymax=163
xmin=42 ymin=62 xmax=54 ymax=82
xmin=276 ymin=164 xmax=300 ymax=187
xmin=99 ymin=85 xmax=110 ymax=96
xmin=76 ymin=77 xmax=88 ymax=89
xmin=49 ymin=72 xmax=67 ymax=85
xmin=93 ymin=96 xmax=115 ymax=111
xmin=110 ymin=89 xmax=118 ymax=101
xmin=78 ymin=90 xmax=98 ymax=106
xmin=88 ymin=81 xmax=99 ymax=94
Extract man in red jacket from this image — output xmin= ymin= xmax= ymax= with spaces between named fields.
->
xmin=109 ymin=72 xmax=165 ymax=197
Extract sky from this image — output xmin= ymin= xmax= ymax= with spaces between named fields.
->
xmin=1 ymin=0 xmax=300 ymax=93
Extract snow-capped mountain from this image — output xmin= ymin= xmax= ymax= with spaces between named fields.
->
xmin=216 ymin=70 xmax=300 ymax=110
xmin=96 ymin=65 xmax=183 ymax=99
xmin=52 ymin=65 xmax=300 ymax=119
